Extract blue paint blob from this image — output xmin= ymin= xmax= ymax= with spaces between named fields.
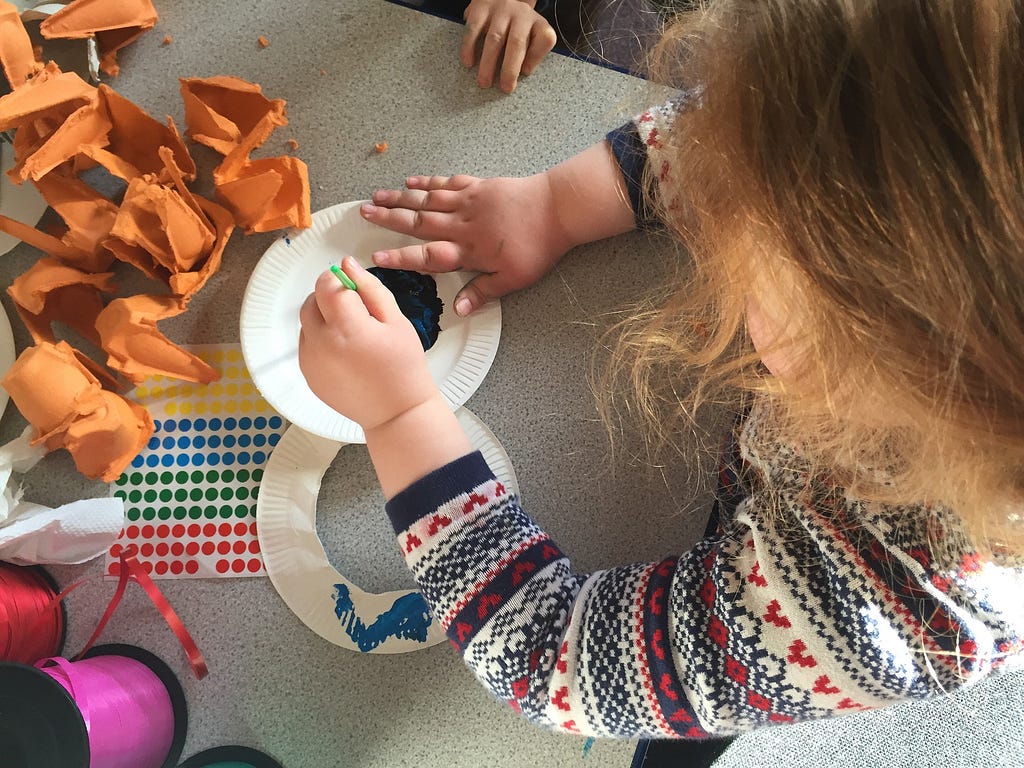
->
xmin=367 ymin=267 xmax=443 ymax=351
xmin=331 ymin=583 xmax=432 ymax=652
xmin=269 ymin=416 xmax=283 ymax=429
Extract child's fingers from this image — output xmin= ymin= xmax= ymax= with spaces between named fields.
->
xmin=522 ymin=21 xmax=557 ymax=76
xmin=370 ymin=187 xmax=461 ymax=213
xmin=461 ymin=7 xmax=485 ymax=67
xmin=313 ymin=270 xmax=363 ymax=325
xmin=299 ymin=292 xmax=325 ymax=332
xmin=339 ymin=257 xmax=401 ymax=323
xmin=372 ymin=241 xmax=463 ymax=273
xmin=406 ymin=174 xmax=476 ymax=192
xmin=359 ymin=202 xmax=450 ymax=240
xmin=452 ymin=272 xmax=513 ymax=317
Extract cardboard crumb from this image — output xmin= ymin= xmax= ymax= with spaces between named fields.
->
xmin=257 ymin=35 xmax=269 ymax=48
xmin=162 ymin=35 xmax=172 ymax=45
xmin=319 ymin=68 xmax=327 ymax=76
xmin=286 ymin=138 xmax=299 ymax=151
xmin=374 ymin=141 xmax=388 ymax=153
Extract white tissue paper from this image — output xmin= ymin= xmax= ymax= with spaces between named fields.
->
xmin=0 ymin=428 xmax=125 ymax=564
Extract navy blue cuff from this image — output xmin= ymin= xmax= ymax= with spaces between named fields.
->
xmin=607 ymin=121 xmax=661 ymax=230
xmin=386 ymin=450 xmax=496 ymax=534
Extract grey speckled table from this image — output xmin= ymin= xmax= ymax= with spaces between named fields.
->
xmin=0 ymin=2 xmax=711 ymax=766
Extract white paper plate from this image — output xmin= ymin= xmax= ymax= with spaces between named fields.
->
xmin=240 ymin=200 xmax=501 ymax=444
xmin=0 ymin=140 xmax=49 ymax=258
xmin=256 ymin=407 xmax=518 ymax=654
xmin=0 ymin=303 xmax=13 ymax=419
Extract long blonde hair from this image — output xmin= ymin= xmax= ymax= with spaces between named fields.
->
xmin=599 ymin=0 xmax=1024 ymax=551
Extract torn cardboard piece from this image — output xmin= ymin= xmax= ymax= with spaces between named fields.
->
xmin=0 ymin=1 xmax=44 ymax=89
xmin=39 ymin=0 xmax=159 ymax=77
xmin=180 ymin=75 xmax=287 ymax=156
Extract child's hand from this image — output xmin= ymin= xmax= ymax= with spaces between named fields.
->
xmin=461 ymin=0 xmax=558 ymax=93
xmin=360 ymin=173 xmax=574 ymax=316
xmin=298 ymin=258 xmax=439 ymax=431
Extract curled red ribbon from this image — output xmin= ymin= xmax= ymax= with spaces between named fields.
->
xmin=71 ymin=545 xmax=208 ymax=679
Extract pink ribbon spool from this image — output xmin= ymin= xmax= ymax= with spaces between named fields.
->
xmin=36 ymin=644 xmax=187 ymax=768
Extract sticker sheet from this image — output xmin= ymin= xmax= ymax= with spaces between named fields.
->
xmin=106 ymin=344 xmax=288 ymax=579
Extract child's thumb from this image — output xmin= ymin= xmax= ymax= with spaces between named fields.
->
xmin=453 ymin=273 xmax=508 ymax=317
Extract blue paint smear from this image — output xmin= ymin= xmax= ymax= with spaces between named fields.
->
xmin=332 ymin=583 xmax=432 ymax=652
xmin=367 ymin=267 xmax=443 ymax=351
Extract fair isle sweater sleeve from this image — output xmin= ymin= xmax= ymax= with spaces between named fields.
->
xmin=384 ymin=406 xmax=1024 ymax=739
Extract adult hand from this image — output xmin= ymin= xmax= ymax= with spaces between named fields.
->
xmin=461 ymin=0 xmax=558 ymax=93
xmin=360 ymin=173 xmax=574 ymax=316
xmin=298 ymin=258 xmax=439 ymax=431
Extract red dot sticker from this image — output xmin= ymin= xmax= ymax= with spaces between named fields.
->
xmin=217 ymin=541 xmax=231 ymax=555
xmin=110 ymin=544 xmax=122 ymax=557
xmin=155 ymin=561 xmax=169 ymax=575
xmin=156 ymin=524 xmax=170 ymax=538
xmin=231 ymin=559 xmax=246 ymax=573
xmin=234 ymin=522 xmax=248 ymax=536
xmin=247 ymin=559 xmax=262 ymax=573
xmin=203 ymin=523 xmax=217 ymax=537
xmin=126 ymin=526 xmax=140 ymax=539
xmin=171 ymin=542 xmax=184 ymax=556
xmin=142 ymin=561 xmax=154 ymax=573
xmin=170 ymin=561 xmax=184 ymax=575
xmin=141 ymin=543 xmax=155 ymax=557
xmin=232 ymin=540 xmax=246 ymax=555
xmin=141 ymin=525 xmax=155 ymax=538
xmin=218 ymin=522 xmax=232 ymax=537
xmin=155 ymin=543 xmax=169 ymax=557
xmin=248 ymin=540 xmax=261 ymax=554
xmin=186 ymin=542 xmax=200 ymax=556
xmin=215 ymin=559 xmax=230 ymax=574
xmin=172 ymin=524 xmax=186 ymax=538
xmin=201 ymin=541 xmax=216 ymax=555
xmin=187 ymin=524 xmax=201 ymax=538
xmin=249 ymin=522 xmax=258 ymax=536
xmin=108 ymin=562 xmax=121 ymax=577
xmin=185 ymin=561 xmax=199 ymax=575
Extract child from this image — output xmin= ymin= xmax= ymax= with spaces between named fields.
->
xmin=298 ymin=0 xmax=1024 ymax=749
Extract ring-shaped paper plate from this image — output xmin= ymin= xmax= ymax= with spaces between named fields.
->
xmin=257 ymin=407 xmax=518 ymax=654
xmin=0 ymin=301 xmax=15 ymax=419
xmin=240 ymin=200 xmax=502 ymax=444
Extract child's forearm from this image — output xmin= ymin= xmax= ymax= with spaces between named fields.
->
xmin=364 ymin=394 xmax=473 ymax=499
xmin=543 ymin=140 xmax=637 ymax=251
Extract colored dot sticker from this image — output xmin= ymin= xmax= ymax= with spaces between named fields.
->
xmin=105 ymin=343 xmax=285 ymax=580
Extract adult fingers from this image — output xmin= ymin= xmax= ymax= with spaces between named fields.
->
xmin=372 ymin=241 xmax=463 ymax=273
xmin=452 ymin=272 xmax=516 ymax=316
xmin=522 ymin=21 xmax=557 ymax=76
xmin=369 ymin=187 xmax=461 ymax=213
xmin=476 ymin=14 xmax=511 ymax=89
xmin=498 ymin=16 xmax=531 ymax=93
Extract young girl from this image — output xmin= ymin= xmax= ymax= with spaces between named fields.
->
xmin=298 ymin=0 xmax=1024 ymax=751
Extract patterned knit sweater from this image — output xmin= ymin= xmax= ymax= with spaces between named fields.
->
xmin=384 ymin=108 xmax=1024 ymax=739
